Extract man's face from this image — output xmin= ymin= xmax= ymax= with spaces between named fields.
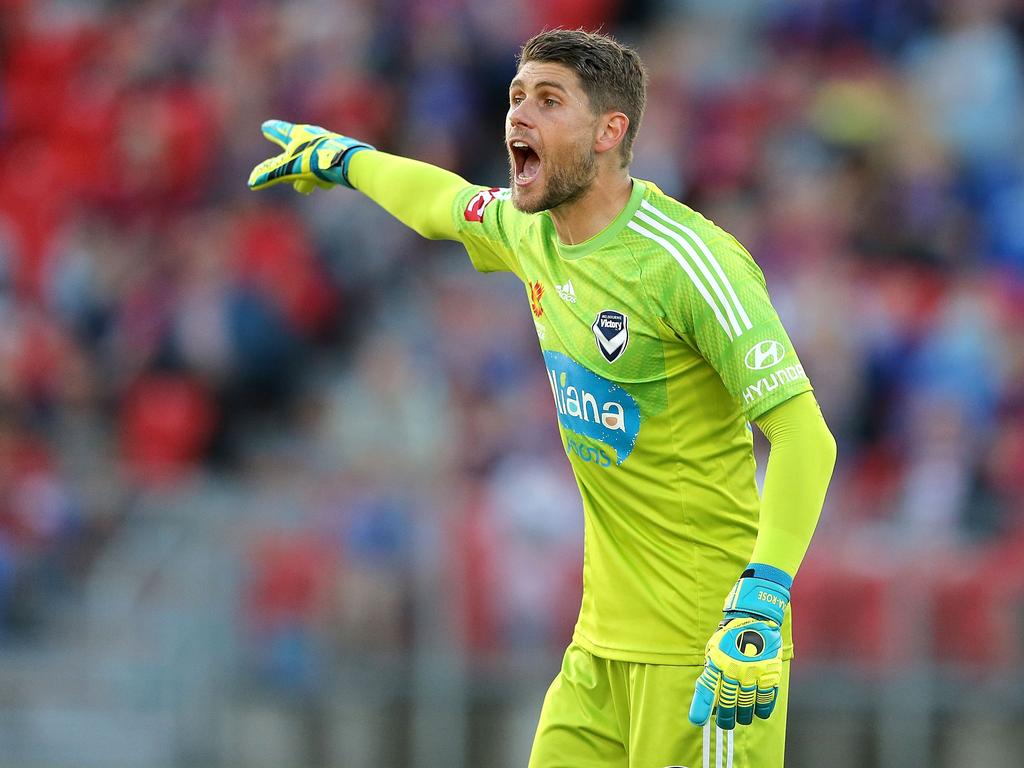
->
xmin=506 ymin=61 xmax=600 ymax=213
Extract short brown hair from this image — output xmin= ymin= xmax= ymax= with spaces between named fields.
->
xmin=518 ymin=29 xmax=648 ymax=167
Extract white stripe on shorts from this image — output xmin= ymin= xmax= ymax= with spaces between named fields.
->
xmin=702 ymin=724 xmax=735 ymax=768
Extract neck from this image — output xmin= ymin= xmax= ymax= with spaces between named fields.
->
xmin=548 ymin=169 xmax=633 ymax=246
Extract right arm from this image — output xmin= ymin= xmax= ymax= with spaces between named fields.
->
xmin=346 ymin=151 xmax=468 ymax=241
xmin=248 ymin=120 xmax=524 ymax=275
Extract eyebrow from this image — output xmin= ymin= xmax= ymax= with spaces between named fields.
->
xmin=509 ymin=78 xmax=569 ymax=94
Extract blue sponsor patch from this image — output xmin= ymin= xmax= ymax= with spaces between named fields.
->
xmin=543 ymin=350 xmax=641 ymax=465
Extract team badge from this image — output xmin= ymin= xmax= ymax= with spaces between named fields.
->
xmin=592 ymin=309 xmax=628 ymax=363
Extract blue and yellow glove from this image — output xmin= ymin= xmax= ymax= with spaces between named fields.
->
xmin=688 ymin=563 xmax=792 ymax=730
xmin=247 ymin=120 xmax=375 ymax=194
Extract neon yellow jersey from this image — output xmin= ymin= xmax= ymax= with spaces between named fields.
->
xmin=452 ymin=180 xmax=811 ymax=664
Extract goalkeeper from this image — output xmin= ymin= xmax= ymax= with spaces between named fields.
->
xmin=250 ymin=29 xmax=836 ymax=768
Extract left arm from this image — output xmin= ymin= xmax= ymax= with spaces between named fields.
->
xmin=660 ymin=224 xmax=838 ymax=730
xmin=750 ymin=391 xmax=837 ymax=577
xmin=690 ymin=391 xmax=836 ymax=730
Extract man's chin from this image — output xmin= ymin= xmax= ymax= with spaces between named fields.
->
xmin=509 ymin=184 xmax=536 ymax=211
xmin=511 ymin=183 xmax=546 ymax=214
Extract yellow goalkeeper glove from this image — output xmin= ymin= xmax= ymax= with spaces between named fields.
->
xmin=689 ymin=563 xmax=791 ymax=730
xmin=247 ymin=119 xmax=374 ymax=195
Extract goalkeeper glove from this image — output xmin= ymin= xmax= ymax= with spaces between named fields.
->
xmin=688 ymin=563 xmax=792 ymax=730
xmin=247 ymin=119 xmax=375 ymax=195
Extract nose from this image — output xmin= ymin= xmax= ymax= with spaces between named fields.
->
xmin=508 ymin=100 xmax=535 ymax=129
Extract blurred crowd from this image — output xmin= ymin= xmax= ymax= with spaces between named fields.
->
xmin=1 ymin=0 xmax=1024 ymax=681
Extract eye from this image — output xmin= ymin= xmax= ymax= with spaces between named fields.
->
xmin=543 ymin=98 xmax=558 ymax=107
xmin=510 ymin=94 xmax=524 ymax=106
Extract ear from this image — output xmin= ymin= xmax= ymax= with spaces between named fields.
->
xmin=594 ymin=112 xmax=629 ymax=156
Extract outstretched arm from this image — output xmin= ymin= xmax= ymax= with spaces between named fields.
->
xmin=247 ymin=120 xmax=470 ymax=242
xmin=346 ymin=151 xmax=467 ymax=241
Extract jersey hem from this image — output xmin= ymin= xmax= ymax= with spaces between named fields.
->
xmin=744 ymin=383 xmax=814 ymax=423
xmin=572 ymin=629 xmax=795 ymax=665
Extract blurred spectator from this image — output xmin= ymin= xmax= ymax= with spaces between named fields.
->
xmin=481 ymin=457 xmax=583 ymax=650
xmin=315 ymin=329 xmax=451 ymax=480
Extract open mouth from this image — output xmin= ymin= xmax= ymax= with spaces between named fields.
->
xmin=509 ymin=138 xmax=541 ymax=186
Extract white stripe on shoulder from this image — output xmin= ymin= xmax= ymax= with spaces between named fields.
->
xmin=640 ymin=200 xmax=753 ymax=332
xmin=634 ymin=208 xmax=742 ymax=337
xmin=627 ymin=220 xmax=734 ymax=340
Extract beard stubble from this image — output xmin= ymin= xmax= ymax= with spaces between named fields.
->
xmin=510 ymin=142 xmax=599 ymax=214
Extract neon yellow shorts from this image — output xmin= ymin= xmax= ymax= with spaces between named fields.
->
xmin=528 ymin=642 xmax=789 ymax=768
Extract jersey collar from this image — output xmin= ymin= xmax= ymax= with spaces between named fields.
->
xmin=550 ymin=178 xmax=647 ymax=261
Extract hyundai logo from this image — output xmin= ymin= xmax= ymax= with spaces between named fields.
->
xmin=744 ymin=340 xmax=785 ymax=370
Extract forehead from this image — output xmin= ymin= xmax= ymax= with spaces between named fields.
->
xmin=510 ymin=60 xmax=584 ymax=95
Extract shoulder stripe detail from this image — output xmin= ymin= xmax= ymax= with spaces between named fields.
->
xmin=634 ymin=209 xmax=744 ymax=337
xmin=639 ymin=200 xmax=753 ymax=332
xmin=627 ymin=219 xmax=734 ymax=339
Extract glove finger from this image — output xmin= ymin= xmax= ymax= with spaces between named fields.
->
xmin=688 ymin=662 xmax=720 ymax=727
xmin=248 ymin=153 xmax=302 ymax=190
xmin=715 ymin=674 xmax=740 ymax=730
xmin=754 ymin=685 xmax=778 ymax=720
xmin=736 ymin=683 xmax=756 ymax=726
xmin=261 ymin=119 xmax=296 ymax=149
xmin=292 ymin=178 xmax=332 ymax=194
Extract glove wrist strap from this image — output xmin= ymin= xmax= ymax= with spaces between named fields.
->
xmin=722 ymin=562 xmax=792 ymax=625
xmin=327 ymin=144 xmax=374 ymax=187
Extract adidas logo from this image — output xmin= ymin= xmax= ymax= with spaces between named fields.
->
xmin=556 ymin=280 xmax=577 ymax=303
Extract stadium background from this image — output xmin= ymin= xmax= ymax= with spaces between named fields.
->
xmin=2 ymin=0 xmax=1024 ymax=766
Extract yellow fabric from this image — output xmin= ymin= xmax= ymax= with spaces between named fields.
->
xmin=529 ymin=642 xmax=790 ymax=768
xmin=346 ymin=150 xmax=468 ymax=241
xmin=345 ymin=148 xmax=834 ymax=658
xmin=751 ymin=391 xmax=837 ymax=576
